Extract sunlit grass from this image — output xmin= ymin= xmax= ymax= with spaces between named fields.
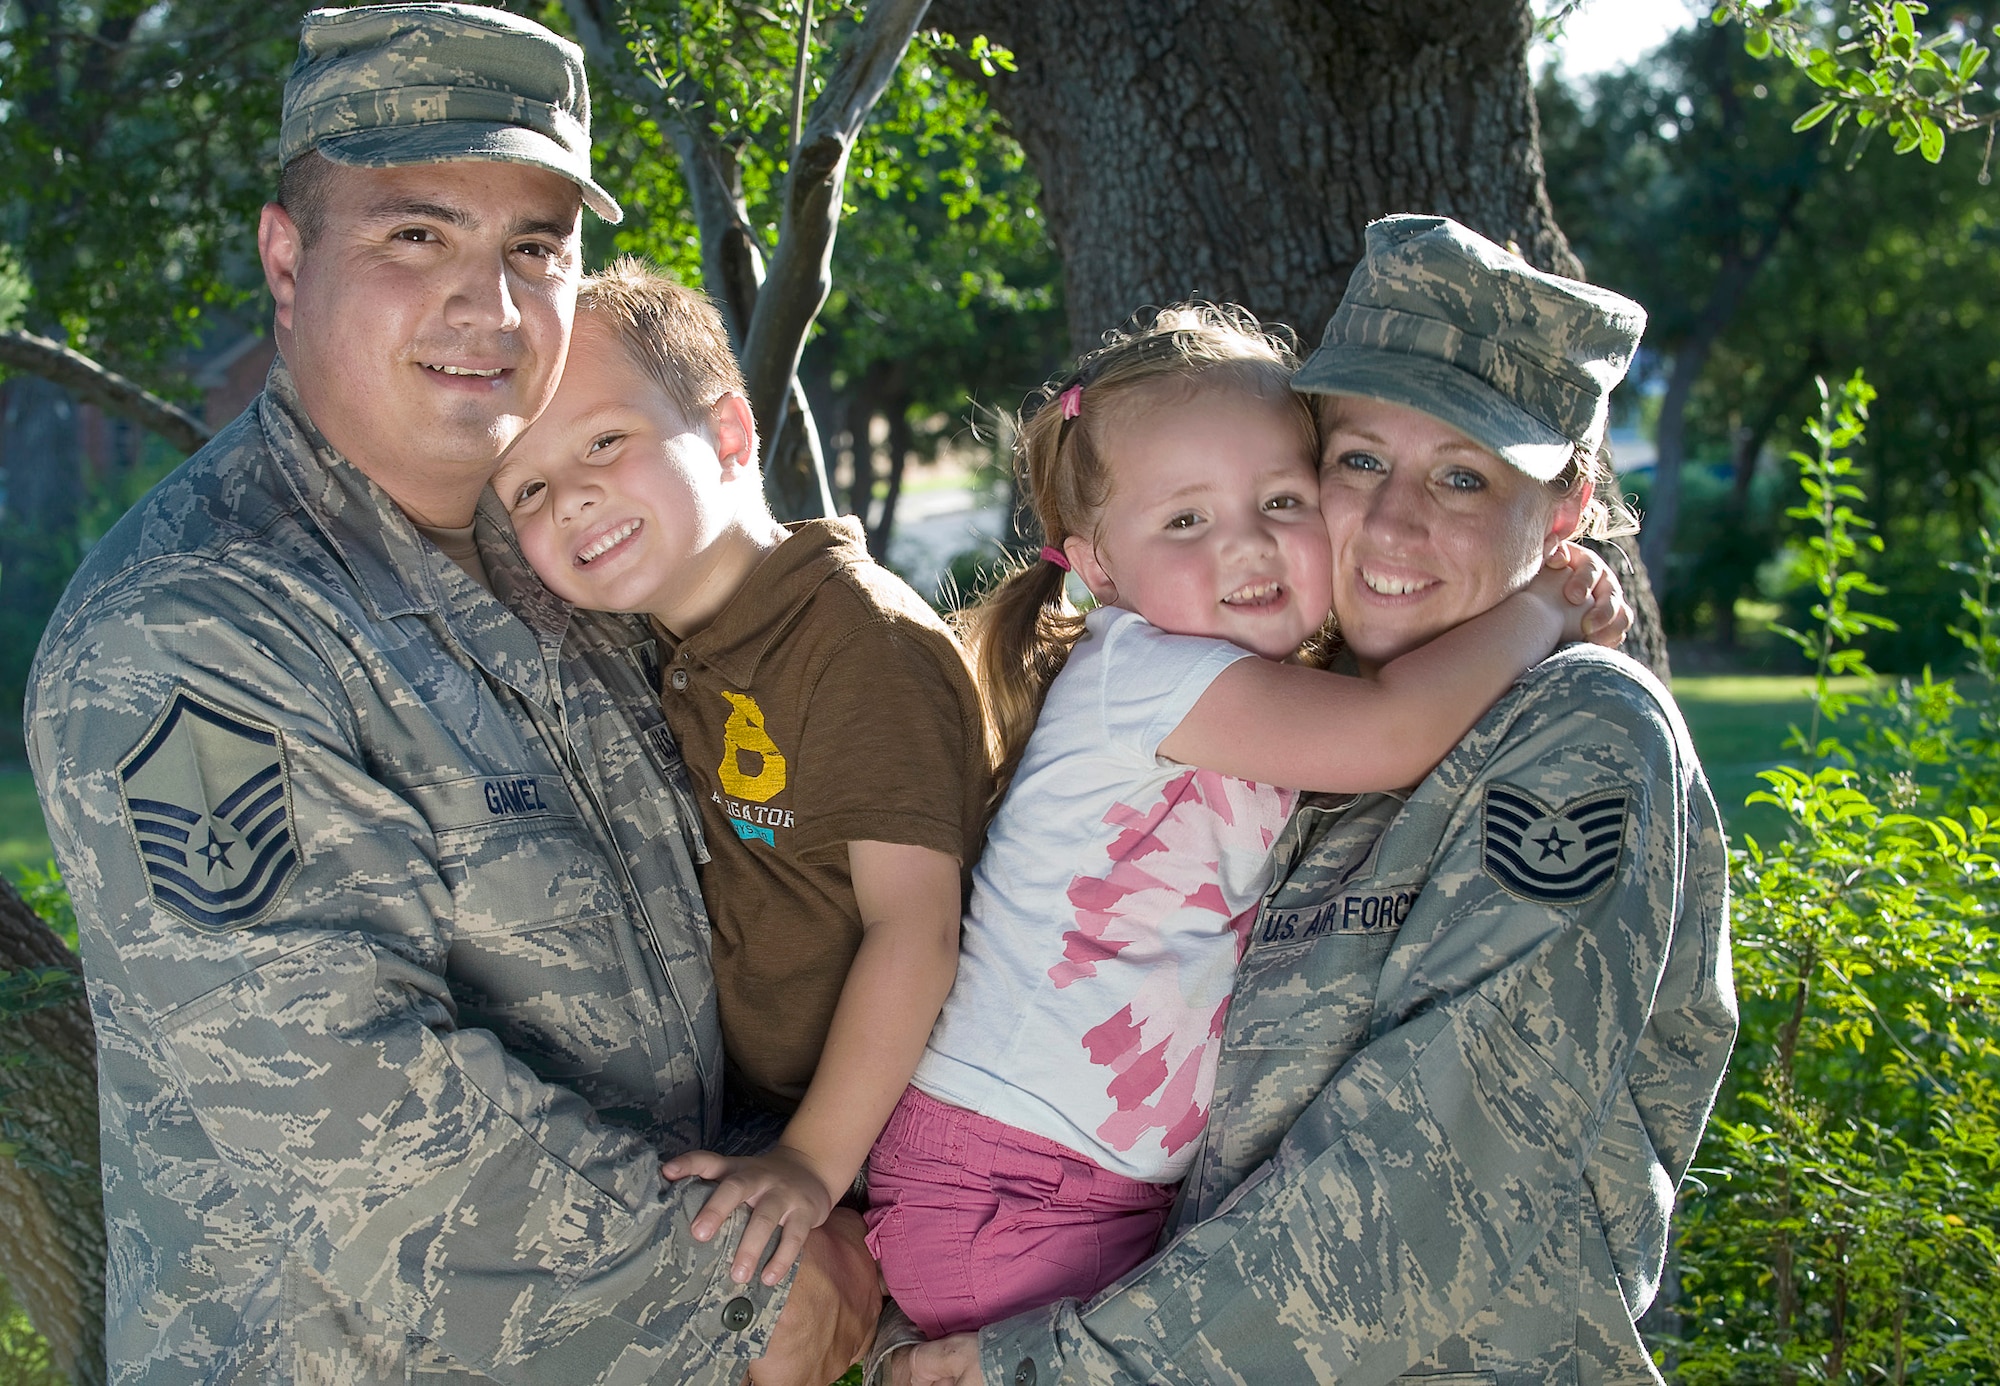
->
xmin=1670 ymin=674 xmax=1876 ymax=844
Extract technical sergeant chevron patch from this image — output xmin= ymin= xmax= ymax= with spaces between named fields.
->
xmin=120 ymin=689 xmax=301 ymax=931
xmin=1481 ymin=783 xmax=1628 ymax=905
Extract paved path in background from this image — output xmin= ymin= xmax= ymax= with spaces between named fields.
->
xmin=882 ymin=487 xmax=1010 ymax=605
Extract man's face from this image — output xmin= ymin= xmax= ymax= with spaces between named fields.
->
xmin=259 ymin=159 xmax=582 ymax=518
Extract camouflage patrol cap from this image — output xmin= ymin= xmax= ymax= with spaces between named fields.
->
xmin=280 ymin=3 xmax=622 ymax=223
xmin=1293 ymin=214 xmax=1644 ymax=480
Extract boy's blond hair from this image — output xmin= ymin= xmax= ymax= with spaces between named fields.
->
xmin=580 ymin=257 xmax=752 ymax=450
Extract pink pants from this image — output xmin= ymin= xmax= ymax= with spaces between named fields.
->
xmin=863 ymin=1087 xmax=1177 ymax=1338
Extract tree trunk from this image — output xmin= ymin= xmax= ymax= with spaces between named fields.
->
xmin=0 ymin=879 xmax=103 ymax=1386
xmin=1638 ymin=209 xmax=1800 ymax=592
xmin=930 ymin=0 xmax=1671 ymax=678
xmin=845 ymin=403 xmax=876 ymax=522
xmin=870 ymin=395 xmax=914 ymax=562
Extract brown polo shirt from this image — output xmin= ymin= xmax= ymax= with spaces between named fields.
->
xmin=656 ymin=517 xmax=991 ymax=1112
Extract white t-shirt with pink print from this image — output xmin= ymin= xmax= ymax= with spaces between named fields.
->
xmin=913 ymin=605 xmax=1298 ymax=1182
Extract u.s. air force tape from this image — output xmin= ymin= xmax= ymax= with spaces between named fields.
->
xmin=1481 ymin=783 xmax=1628 ymax=905
xmin=120 ymin=689 xmax=301 ymax=931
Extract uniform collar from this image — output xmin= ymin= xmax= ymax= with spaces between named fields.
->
xmin=661 ymin=516 xmax=867 ymax=687
xmin=257 ymin=355 xmax=565 ymax=707
xmin=258 ymin=356 xmax=452 ymax=623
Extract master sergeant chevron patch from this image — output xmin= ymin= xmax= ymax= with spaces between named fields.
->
xmin=120 ymin=690 xmax=301 ymax=931
xmin=1481 ymin=783 xmax=1628 ymax=905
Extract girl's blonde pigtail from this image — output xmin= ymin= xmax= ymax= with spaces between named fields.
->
xmin=955 ymin=556 xmax=1084 ymax=813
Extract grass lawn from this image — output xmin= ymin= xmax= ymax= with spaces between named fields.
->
xmin=1669 ymin=674 xmax=1872 ymax=846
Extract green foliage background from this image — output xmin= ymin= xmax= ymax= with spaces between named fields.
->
xmin=1 ymin=1 xmax=1999 ymax=1380
xmin=1541 ymin=4 xmax=2000 ymax=673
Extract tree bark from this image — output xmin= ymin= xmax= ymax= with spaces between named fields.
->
xmin=929 ymin=0 xmax=1670 ymax=677
xmin=0 ymin=329 xmax=211 ymax=457
xmin=0 ymin=879 xmax=103 ymax=1386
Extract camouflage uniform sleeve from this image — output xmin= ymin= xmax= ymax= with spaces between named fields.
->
xmin=29 ymin=565 xmax=779 ymax=1385
xmin=976 ymin=665 xmax=1735 ymax=1385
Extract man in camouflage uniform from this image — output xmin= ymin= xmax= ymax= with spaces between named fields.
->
xmin=27 ymin=6 xmax=874 ymax=1382
xmin=892 ymin=218 xmax=1737 ymax=1385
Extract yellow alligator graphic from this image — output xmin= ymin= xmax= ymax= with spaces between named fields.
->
xmin=718 ymin=691 xmax=788 ymax=803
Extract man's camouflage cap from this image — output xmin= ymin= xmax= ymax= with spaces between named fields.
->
xmin=1293 ymin=214 xmax=1644 ymax=481
xmin=280 ymin=3 xmax=621 ymax=223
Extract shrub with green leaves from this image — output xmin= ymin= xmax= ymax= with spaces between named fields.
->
xmin=1672 ymin=371 xmax=2000 ymax=1382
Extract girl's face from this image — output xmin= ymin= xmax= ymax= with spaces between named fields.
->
xmin=1318 ymin=395 xmax=1587 ymax=671
xmin=1065 ymin=384 xmax=1332 ymax=661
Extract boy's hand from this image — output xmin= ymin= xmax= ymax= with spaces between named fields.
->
xmin=1534 ymin=541 xmax=1632 ymax=649
xmin=663 ymin=1143 xmax=836 ymax=1286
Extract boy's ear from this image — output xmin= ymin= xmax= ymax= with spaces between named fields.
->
xmin=1063 ymin=534 xmax=1118 ymax=607
xmin=710 ymin=393 xmax=760 ymax=479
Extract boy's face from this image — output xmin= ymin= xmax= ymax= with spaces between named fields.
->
xmin=494 ymin=312 xmax=750 ymax=627
xmin=1067 ymin=384 xmax=1331 ymax=662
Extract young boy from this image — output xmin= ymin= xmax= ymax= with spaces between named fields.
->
xmin=494 ymin=257 xmax=989 ymax=1287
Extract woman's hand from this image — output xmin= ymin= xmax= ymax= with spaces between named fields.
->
xmin=889 ymin=1333 xmax=986 ymax=1386
xmin=662 ymin=1143 xmax=837 ymax=1286
xmin=1533 ymin=541 xmax=1632 ymax=649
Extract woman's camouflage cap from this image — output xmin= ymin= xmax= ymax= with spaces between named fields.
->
xmin=1293 ymin=214 xmax=1644 ymax=480
xmin=280 ymin=3 xmax=621 ymax=223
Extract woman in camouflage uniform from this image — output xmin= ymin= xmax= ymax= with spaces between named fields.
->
xmin=894 ymin=217 xmax=1736 ymax=1386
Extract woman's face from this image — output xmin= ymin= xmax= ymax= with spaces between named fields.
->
xmin=1318 ymin=396 xmax=1586 ymax=670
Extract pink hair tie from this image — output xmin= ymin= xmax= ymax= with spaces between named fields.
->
xmin=1038 ymin=545 xmax=1071 ymax=572
xmin=1058 ymin=383 xmax=1083 ymax=419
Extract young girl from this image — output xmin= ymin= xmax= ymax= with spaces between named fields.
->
xmin=863 ymin=304 xmax=1627 ymax=1337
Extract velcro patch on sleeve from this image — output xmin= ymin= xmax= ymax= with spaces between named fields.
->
xmin=120 ymin=689 xmax=301 ymax=931
xmin=1481 ymin=783 xmax=1628 ymax=905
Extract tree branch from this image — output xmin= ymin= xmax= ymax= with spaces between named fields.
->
xmin=739 ymin=0 xmax=931 ymax=443
xmin=668 ymin=118 xmax=770 ymax=350
xmin=0 ymin=329 xmax=211 ymax=456
xmin=563 ymin=0 xmax=770 ymax=344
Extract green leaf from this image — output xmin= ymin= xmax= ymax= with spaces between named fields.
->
xmin=1746 ymin=25 xmax=1774 ymax=59
xmin=1894 ymin=1 xmax=1917 ymax=38
xmin=1920 ymin=115 xmax=1945 ymax=162
xmin=1794 ymin=100 xmax=1840 ymax=132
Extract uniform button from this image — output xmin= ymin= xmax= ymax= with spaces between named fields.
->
xmin=721 ymin=1296 xmax=754 ymax=1331
xmin=1013 ymin=1360 xmax=1036 ymax=1386
xmin=669 ymin=669 xmax=689 ymax=690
